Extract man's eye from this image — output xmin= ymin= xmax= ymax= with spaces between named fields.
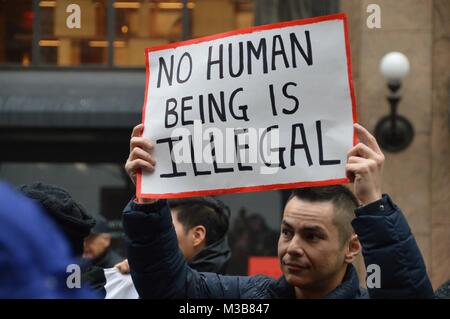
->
xmin=281 ymin=229 xmax=292 ymax=237
xmin=306 ymin=234 xmax=321 ymax=242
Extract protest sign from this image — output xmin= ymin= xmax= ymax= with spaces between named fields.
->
xmin=138 ymin=13 xmax=357 ymax=198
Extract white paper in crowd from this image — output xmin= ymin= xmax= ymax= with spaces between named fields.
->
xmin=139 ymin=14 xmax=356 ymax=198
xmin=104 ymin=267 xmax=138 ymax=299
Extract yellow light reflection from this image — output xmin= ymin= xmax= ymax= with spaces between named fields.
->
xmin=158 ymin=2 xmax=195 ymax=9
xmin=39 ymin=1 xmax=56 ymax=8
xmin=115 ymin=2 xmax=195 ymax=10
xmin=89 ymin=40 xmax=126 ymax=48
xmin=114 ymin=2 xmax=141 ymax=9
xmin=39 ymin=40 xmax=61 ymax=46
xmin=22 ymin=53 xmax=30 ymax=66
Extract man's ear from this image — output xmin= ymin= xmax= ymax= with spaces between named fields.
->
xmin=191 ymin=225 xmax=206 ymax=248
xmin=344 ymin=234 xmax=361 ymax=264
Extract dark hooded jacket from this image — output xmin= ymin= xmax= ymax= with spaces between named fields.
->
xmin=188 ymin=236 xmax=231 ymax=274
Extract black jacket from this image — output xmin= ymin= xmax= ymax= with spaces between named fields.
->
xmin=93 ymin=249 xmax=123 ymax=269
xmin=188 ymin=236 xmax=231 ymax=274
xmin=80 ymin=261 xmax=106 ymax=297
xmin=266 ymin=264 xmax=367 ymax=298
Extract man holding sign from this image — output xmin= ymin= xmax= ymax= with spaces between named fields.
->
xmin=122 ymin=14 xmax=433 ymax=298
xmin=123 ymin=123 xmax=432 ymax=299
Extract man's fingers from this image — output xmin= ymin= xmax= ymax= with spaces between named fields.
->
xmin=354 ymin=123 xmax=383 ymax=155
xmin=126 ymin=159 xmax=154 ymax=173
xmin=347 ymin=156 xmax=366 ymax=164
xmin=346 ymin=170 xmax=355 ymax=183
xmin=126 ymin=124 xmax=157 ymax=186
xmin=347 ymin=143 xmax=383 ymax=163
xmin=131 ymin=123 xmax=144 ymax=138
xmin=345 ymin=162 xmax=363 ymax=182
xmin=346 ymin=163 xmax=366 ymax=182
xmin=346 ymin=160 xmax=378 ymax=175
xmin=129 ymin=147 xmax=156 ymax=166
xmin=130 ymin=136 xmax=153 ymax=153
xmin=346 ymin=162 xmax=367 ymax=173
xmin=114 ymin=259 xmax=130 ymax=274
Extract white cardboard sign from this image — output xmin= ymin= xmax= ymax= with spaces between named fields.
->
xmin=138 ymin=14 xmax=357 ymax=198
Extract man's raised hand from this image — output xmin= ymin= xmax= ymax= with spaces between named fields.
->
xmin=346 ymin=123 xmax=385 ymax=206
xmin=124 ymin=123 xmax=155 ymax=185
xmin=124 ymin=123 xmax=158 ymax=204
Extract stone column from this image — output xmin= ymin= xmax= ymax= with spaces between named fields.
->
xmin=431 ymin=0 xmax=450 ymax=289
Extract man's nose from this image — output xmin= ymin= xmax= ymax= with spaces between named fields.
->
xmin=286 ymin=235 xmax=305 ymax=257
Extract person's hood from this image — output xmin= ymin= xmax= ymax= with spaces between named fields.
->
xmin=188 ymin=236 xmax=231 ymax=274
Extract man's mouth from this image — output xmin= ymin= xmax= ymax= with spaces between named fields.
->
xmin=283 ymin=261 xmax=309 ymax=271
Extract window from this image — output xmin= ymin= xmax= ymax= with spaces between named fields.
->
xmin=39 ymin=0 xmax=108 ymax=65
xmin=0 ymin=0 xmax=33 ymax=65
xmin=114 ymin=0 xmax=187 ymax=66
xmin=0 ymin=0 xmax=255 ymax=68
xmin=192 ymin=0 xmax=254 ymax=38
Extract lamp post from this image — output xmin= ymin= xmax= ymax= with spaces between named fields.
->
xmin=375 ymin=52 xmax=414 ymax=152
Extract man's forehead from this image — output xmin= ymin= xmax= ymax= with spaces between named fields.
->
xmin=282 ymin=198 xmax=335 ymax=224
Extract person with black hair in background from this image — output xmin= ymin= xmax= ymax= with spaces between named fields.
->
xmin=114 ymin=197 xmax=231 ymax=275
xmin=108 ymin=196 xmax=231 ymax=299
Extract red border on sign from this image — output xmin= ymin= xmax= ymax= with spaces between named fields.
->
xmin=137 ymin=13 xmax=357 ymax=199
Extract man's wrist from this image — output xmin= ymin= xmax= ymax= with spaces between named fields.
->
xmin=359 ymin=193 xmax=382 ymax=206
xmin=128 ymin=197 xmax=168 ymax=215
xmin=356 ymin=194 xmax=395 ymax=216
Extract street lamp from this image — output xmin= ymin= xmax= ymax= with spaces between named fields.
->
xmin=375 ymin=52 xmax=414 ymax=152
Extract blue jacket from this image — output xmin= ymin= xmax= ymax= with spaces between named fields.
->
xmin=123 ymin=195 xmax=433 ymax=299
xmin=0 ymin=182 xmax=96 ymax=298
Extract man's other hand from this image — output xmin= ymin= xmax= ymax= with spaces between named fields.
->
xmin=346 ymin=123 xmax=385 ymax=206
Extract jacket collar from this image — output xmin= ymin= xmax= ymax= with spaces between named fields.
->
xmin=270 ymin=264 xmax=361 ymax=299
xmin=188 ymin=236 xmax=231 ymax=274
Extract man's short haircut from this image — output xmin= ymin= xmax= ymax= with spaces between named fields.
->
xmin=288 ymin=185 xmax=359 ymax=246
xmin=169 ymin=197 xmax=230 ymax=246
